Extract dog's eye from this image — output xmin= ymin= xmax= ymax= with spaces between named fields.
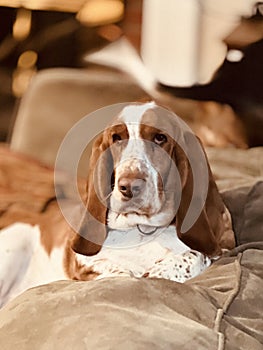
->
xmin=112 ymin=134 xmax=122 ymax=143
xmin=154 ymin=133 xmax=167 ymax=145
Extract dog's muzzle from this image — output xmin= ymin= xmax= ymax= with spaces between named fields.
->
xmin=118 ymin=176 xmax=146 ymax=199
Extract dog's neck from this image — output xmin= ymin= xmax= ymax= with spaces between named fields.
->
xmin=107 ymin=208 xmax=175 ymax=231
xmin=74 ymin=225 xmax=211 ymax=282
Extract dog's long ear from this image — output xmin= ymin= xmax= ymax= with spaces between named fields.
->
xmin=71 ymin=132 xmax=113 ymax=256
xmin=173 ymin=132 xmax=235 ymax=257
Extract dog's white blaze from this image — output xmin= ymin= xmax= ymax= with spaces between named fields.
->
xmin=119 ymin=102 xmax=157 ymax=168
xmin=120 ymin=102 xmax=156 ymax=127
xmin=109 ymin=102 xmax=166 ymax=229
xmin=120 ymin=103 xmax=155 ymax=168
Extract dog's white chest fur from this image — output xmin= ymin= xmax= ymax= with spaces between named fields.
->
xmin=76 ymin=226 xmax=211 ymax=282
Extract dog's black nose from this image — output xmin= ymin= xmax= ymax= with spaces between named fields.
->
xmin=118 ymin=178 xmax=146 ymax=198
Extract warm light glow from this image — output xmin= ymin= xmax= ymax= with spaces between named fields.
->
xmin=77 ymin=0 xmax=124 ymax=27
xmin=13 ymin=8 xmax=32 ymax=41
xmin=98 ymin=24 xmax=123 ymax=41
xmin=12 ymin=68 xmax=36 ymax=97
xmin=226 ymin=49 xmax=244 ymax=62
xmin=13 ymin=50 xmax=38 ymax=97
xmin=0 ymin=1 xmax=86 ymax=13
xmin=18 ymin=50 xmax=38 ymax=69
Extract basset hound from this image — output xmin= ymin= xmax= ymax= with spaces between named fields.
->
xmin=0 ymin=102 xmax=235 ymax=307
xmin=64 ymin=101 xmax=235 ymax=280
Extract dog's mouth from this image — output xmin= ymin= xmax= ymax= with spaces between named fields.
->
xmin=110 ymin=182 xmax=168 ymax=217
xmin=114 ymin=203 xmax=154 ymax=217
xmin=108 ymin=162 xmax=167 ymax=219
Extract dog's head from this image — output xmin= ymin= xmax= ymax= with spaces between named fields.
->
xmin=71 ymin=102 xmax=235 ymax=256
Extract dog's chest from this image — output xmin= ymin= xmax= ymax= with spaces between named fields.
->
xmin=75 ymin=226 xmax=211 ymax=282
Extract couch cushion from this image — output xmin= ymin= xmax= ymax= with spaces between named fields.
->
xmin=222 ymin=181 xmax=263 ymax=245
xmin=0 ymin=243 xmax=262 ymax=350
xmin=10 ymin=67 xmax=148 ymax=176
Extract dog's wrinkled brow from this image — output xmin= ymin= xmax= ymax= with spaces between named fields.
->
xmin=108 ymin=123 xmax=129 ymax=140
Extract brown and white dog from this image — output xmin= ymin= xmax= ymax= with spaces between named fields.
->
xmin=0 ymin=102 xmax=235 ymax=307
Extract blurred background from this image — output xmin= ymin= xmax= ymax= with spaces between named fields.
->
xmin=0 ymin=0 xmax=262 ymax=162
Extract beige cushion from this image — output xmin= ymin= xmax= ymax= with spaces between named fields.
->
xmin=10 ymin=67 xmax=147 ymax=176
xmin=0 ymin=243 xmax=263 ymax=350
